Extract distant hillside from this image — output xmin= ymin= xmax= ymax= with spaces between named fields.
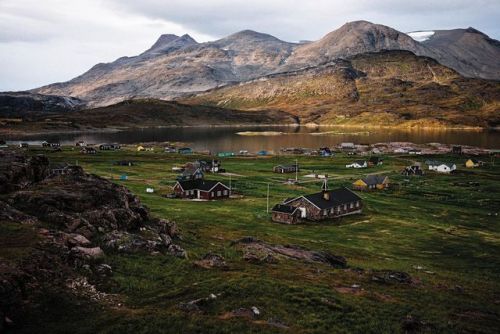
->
xmin=184 ymin=51 xmax=500 ymax=128
xmin=30 ymin=21 xmax=500 ymax=107
xmin=0 ymin=99 xmax=298 ymax=135
xmin=0 ymin=92 xmax=83 ymax=116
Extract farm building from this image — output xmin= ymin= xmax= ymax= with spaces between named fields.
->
xmin=173 ymin=179 xmax=230 ymax=200
xmin=368 ymin=156 xmax=383 ymax=166
xmin=273 ymin=164 xmax=299 ymax=173
xmin=401 ymin=165 xmax=424 ymax=176
xmin=465 ymin=159 xmax=483 ymax=168
xmin=272 ymin=180 xmax=362 ymax=223
xmin=271 ymin=204 xmax=301 ymax=224
xmin=353 ymin=175 xmax=390 ymax=191
xmin=346 ymin=160 xmax=367 ymax=168
xmin=425 ymin=160 xmax=456 ymax=173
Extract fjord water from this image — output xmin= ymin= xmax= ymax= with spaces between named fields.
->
xmin=7 ymin=126 xmax=500 ymax=151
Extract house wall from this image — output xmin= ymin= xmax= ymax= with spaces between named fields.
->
xmin=272 ymin=212 xmax=299 ymax=224
xmin=207 ymin=184 xmax=230 ymax=199
xmin=286 ymin=197 xmax=362 ymax=221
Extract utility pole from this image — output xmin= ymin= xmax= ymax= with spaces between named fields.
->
xmin=295 ymin=159 xmax=298 ymax=182
xmin=266 ymin=183 xmax=270 ymax=213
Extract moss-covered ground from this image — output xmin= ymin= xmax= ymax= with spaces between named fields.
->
xmin=16 ymin=147 xmax=500 ymax=333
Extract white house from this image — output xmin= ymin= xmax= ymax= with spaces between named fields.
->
xmin=393 ymin=148 xmax=408 ymax=154
xmin=426 ymin=160 xmax=456 ymax=173
xmin=346 ymin=160 xmax=368 ymax=169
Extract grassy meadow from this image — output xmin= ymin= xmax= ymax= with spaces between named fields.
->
xmin=19 ymin=146 xmax=500 ymax=333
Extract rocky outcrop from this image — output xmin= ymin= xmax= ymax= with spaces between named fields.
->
xmin=0 ymin=92 xmax=83 ymax=116
xmin=0 ymin=152 xmax=185 ymax=329
xmin=231 ymin=237 xmax=347 ymax=268
xmin=0 ymin=151 xmax=50 ymax=193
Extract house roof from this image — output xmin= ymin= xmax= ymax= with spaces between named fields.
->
xmin=176 ymin=179 xmax=228 ymax=192
xmin=272 ymin=204 xmax=298 ymax=214
xmin=425 ymin=160 xmax=441 ymax=165
xmin=360 ymin=175 xmax=388 ymax=186
xmin=354 ymin=160 xmax=366 ymax=165
xmin=285 ymin=187 xmax=361 ymax=210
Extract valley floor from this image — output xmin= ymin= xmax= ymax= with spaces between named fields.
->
xmin=5 ymin=147 xmax=500 ymax=333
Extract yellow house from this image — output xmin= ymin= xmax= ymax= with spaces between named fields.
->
xmin=465 ymin=159 xmax=480 ymax=168
xmin=353 ymin=175 xmax=390 ymax=191
xmin=137 ymin=146 xmax=145 ymax=152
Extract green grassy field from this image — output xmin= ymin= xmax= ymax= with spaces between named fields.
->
xmin=20 ymin=147 xmax=500 ymax=333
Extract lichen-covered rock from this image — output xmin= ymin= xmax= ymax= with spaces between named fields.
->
xmin=0 ymin=152 xmax=50 ymax=194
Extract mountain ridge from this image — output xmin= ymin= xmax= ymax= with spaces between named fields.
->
xmin=24 ymin=20 xmax=500 ymax=108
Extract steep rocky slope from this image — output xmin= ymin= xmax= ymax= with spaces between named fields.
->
xmin=185 ymin=51 xmax=500 ymax=128
xmin=31 ymin=21 xmax=500 ymax=107
xmin=419 ymin=28 xmax=500 ymax=80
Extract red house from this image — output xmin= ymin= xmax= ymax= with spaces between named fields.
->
xmin=173 ymin=179 xmax=231 ymax=200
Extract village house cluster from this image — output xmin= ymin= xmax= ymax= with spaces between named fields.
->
xmin=3 ymin=139 xmax=494 ymax=227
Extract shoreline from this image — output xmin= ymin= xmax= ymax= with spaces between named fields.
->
xmin=1 ymin=122 xmax=498 ymax=138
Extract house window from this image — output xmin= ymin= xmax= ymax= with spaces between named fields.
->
xmin=223 ymin=190 xmax=228 ymax=195
xmin=323 ymin=210 xmax=327 ymax=216
xmin=355 ymin=201 xmax=360 ymax=208
xmin=217 ymin=191 xmax=221 ymax=196
xmin=330 ymin=208 xmax=334 ymax=214
xmin=344 ymin=204 xmax=347 ymax=210
xmin=211 ymin=192 xmax=214 ymax=197
xmin=350 ymin=203 xmax=354 ymax=209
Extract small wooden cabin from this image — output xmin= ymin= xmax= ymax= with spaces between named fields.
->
xmin=353 ymin=175 xmax=390 ymax=191
xmin=465 ymin=159 xmax=483 ymax=168
xmin=346 ymin=160 xmax=367 ymax=169
xmin=273 ymin=164 xmax=299 ymax=173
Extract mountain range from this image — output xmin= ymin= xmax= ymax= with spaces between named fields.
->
xmin=32 ymin=21 xmax=500 ymax=108
xmin=1 ymin=20 xmax=499 ymax=130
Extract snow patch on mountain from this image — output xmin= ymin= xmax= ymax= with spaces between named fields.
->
xmin=407 ymin=31 xmax=435 ymax=42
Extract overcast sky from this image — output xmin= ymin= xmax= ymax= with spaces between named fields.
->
xmin=1 ymin=0 xmax=499 ymax=91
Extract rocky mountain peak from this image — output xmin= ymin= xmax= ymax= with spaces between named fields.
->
xmin=144 ymin=33 xmax=198 ymax=55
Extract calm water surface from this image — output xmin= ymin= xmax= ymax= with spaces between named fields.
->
xmin=6 ymin=126 xmax=500 ymax=151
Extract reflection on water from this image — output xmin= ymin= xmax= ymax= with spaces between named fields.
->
xmin=5 ymin=126 xmax=500 ymax=151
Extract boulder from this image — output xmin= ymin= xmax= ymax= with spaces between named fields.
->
xmin=194 ymin=253 xmax=227 ymax=269
xmin=71 ymin=246 xmax=104 ymax=260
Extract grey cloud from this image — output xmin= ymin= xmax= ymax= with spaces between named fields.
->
xmin=106 ymin=0 xmax=500 ymax=41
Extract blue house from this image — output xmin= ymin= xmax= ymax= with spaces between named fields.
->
xmin=257 ymin=150 xmax=268 ymax=156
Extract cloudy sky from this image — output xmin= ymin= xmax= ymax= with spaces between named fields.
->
xmin=1 ymin=0 xmax=499 ymax=91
